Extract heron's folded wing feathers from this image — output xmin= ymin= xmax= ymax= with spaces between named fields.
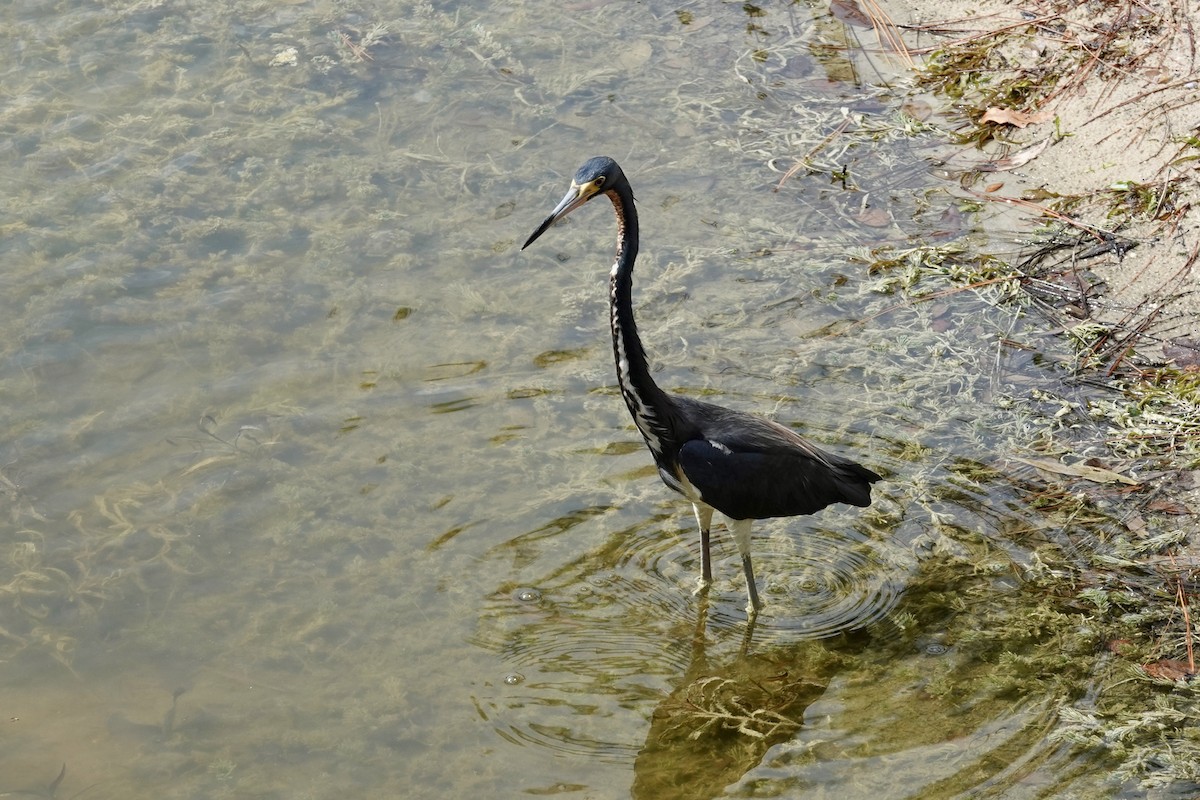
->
xmin=677 ymin=429 xmax=877 ymax=521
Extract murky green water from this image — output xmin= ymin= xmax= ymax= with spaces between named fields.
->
xmin=0 ymin=1 xmax=1157 ymax=798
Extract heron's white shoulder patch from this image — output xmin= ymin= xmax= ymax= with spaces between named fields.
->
xmin=707 ymin=439 xmax=733 ymax=455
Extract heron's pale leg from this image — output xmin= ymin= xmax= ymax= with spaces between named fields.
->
xmin=730 ymin=518 xmax=762 ymax=613
xmin=692 ymin=504 xmax=714 ymax=588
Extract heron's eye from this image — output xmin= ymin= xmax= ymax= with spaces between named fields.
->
xmin=592 ymin=176 xmax=606 ymax=189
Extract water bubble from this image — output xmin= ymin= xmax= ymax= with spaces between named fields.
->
xmin=924 ymin=643 xmax=950 ymax=656
xmin=512 ymin=587 xmax=542 ymax=603
xmin=503 ymin=673 xmax=525 ymax=686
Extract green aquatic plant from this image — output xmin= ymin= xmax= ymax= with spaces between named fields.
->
xmin=1089 ymin=367 xmax=1200 ymax=466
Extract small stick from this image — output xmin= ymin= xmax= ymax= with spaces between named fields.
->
xmin=901 ymin=13 xmax=1064 ymax=55
xmin=964 ymin=189 xmax=1112 ymax=243
xmin=861 ymin=0 xmax=915 ymax=69
xmin=1176 ymin=577 xmax=1194 ymax=674
xmin=774 ymin=117 xmax=854 ymax=191
xmin=340 ymin=31 xmax=373 ymax=62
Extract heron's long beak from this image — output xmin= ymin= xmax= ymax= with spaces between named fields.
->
xmin=522 ymin=182 xmax=592 ymax=250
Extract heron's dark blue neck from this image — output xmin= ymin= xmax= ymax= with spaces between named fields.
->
xmin=606 ymin=184 xmax=674 ymax=462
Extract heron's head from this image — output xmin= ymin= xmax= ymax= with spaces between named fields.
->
xmin=522 ymin=156 xmax=626 ymax=249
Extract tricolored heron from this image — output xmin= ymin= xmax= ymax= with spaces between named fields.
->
xmin=522 ymin=156 xmax=881 ymax=614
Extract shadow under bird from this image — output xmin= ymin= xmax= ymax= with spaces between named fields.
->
xmin=522 ymin=156 xmax=881 ymax=614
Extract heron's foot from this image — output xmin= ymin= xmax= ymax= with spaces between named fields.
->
xmin=741 ymin=553 xmax=763 ymax=615
xmin=692 ymin=575 xmax=712 ymax=597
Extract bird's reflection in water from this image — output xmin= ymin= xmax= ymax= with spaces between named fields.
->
xmin=632 ymin=596 xmax=869 ymax=799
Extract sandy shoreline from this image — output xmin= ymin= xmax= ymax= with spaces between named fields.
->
xmin=879 ymin=0 xmax=1200 ymax=355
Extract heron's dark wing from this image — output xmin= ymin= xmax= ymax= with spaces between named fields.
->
xmin=673 ymin=400 xmax=879 ymax=521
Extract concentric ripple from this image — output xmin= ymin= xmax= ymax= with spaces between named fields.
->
xmin=699 ymin=519 xmax=912 ymax=641
xmin=474 ymin=508 xmax=913 ymax=762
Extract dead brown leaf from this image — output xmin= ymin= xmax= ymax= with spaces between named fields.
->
xmin=978 ymin=138 xmax=1052 ymax=172
xmin=1014 ymin=457 xmax=1141 ymax=486
xmin=1164 ymin=337 xmax=1200 ymax=368
xmin=979 ymin=107 xmax=1054 ymax=128
xmin=901 ymin=99 xmax=932 ymax=121
xmin=1124 ymin=513 xmax=1148 ymax=535
xmin=1147 ymin=498 xmax=1191 ymax=514
xmin=853 ymin=205 xmax=891 ymax=228
xmin=1142 ymin=659 xmax=1194 ymax=681
xmin=830 ymin=0 xmax=872 ymax=27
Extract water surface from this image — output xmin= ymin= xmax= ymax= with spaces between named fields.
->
xmin=0 ymin=1 xmax=1136 ymax=797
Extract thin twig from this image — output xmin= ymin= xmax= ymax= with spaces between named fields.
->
xmin=861 ymin=0 xmax=915 ymax=69
xmin=965 ymin=189 xmax=1113 ymax=242
xmin=774 ymin=116 xmax=854 ymax=191
xmin=1079 ymin=80 xmax=1196 ymax=128
xmin=1176 ymin=576 xmax=1194 ymax=674
xmin=340 ymin=31 xmax=374 ymax=62
xmin=1089 ymin=239 xmax=1199 ymax=373
xmin=901 ymin=13 xmax=1064 ymax=56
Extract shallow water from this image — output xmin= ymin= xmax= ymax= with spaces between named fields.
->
xmin=0 ymin=1 xmax=1147 ymax=798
